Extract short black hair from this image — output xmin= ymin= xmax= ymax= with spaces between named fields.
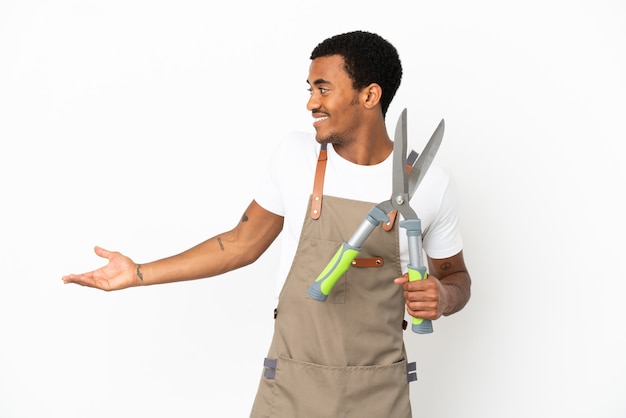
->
xmin=310 ymin=30 xmax=402 ymax=117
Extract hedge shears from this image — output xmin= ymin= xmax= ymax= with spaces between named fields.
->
xmin=306 ymin=108 xmax=444 ymax=334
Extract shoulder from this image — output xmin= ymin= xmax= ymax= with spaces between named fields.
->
xmin=271 ymin=131 xmax=319 ymax=159
xmin=255 ymin=132 xmax=319 ymax=216
xmin=266 ymin=131 xmax=321 ymax=180
xmin=264 ymin=131 xmax=320 ymax=188
xmin=422 ymin=162 xmax=452 ymax=186
xmin=412 ymin=161 xmax=456 ymax=212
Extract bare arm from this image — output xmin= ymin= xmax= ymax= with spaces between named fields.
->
xmin=62 ymin=200 xmax=283 ymax=290
xmin=395 ymin=250 xmax=471 ymax=320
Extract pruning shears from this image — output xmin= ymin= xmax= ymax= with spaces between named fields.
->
xmin=306 ymin=108 xmax=445 ymax=334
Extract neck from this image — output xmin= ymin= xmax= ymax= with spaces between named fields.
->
xmin=332 ymin=123 xmax=393 ymax=165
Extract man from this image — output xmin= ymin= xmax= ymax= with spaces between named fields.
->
xmin=63 ymin=30 xmax=471 ymax=417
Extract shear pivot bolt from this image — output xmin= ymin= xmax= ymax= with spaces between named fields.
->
xmin=395 ymin=196 xmax=404 ymax=205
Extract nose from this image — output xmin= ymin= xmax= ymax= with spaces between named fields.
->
xmin=306 ymin=92 xmax=320 ymax=112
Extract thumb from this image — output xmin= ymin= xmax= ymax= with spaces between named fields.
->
xmin=94 ymin=245 xmax=114 ymax=260
xmin=393 ymin=273 xmax=409 ymax=285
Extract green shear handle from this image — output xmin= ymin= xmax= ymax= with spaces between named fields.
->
xmin=407 ymin=265 xmax=433 ymax=334
xmin=402 ymin=219 xmax=433 ymax=334
xmin=307 ymin=206 xmax=389 ymax=302
xmin=306 ymin=242 xmax=360 ymax=301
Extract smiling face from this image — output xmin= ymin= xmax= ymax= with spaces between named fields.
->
xmin=306 ymin=55 xmax=364 ymax=146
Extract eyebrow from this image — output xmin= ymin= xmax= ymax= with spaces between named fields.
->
xmin=307 ymin=78 xmax=331 ymax=86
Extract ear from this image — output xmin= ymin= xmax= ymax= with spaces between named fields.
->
xmin=361 ymin=83 xmax=382 ymax=110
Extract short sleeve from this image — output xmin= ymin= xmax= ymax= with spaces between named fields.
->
xmin=422 ymin=173 xmax=464 ymax=259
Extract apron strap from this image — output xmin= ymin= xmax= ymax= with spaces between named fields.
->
xmin=310 ymin=143 xmax=327 ymax=220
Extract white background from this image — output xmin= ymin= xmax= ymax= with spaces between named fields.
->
xmin=1 ymin=1 xmax=625 ymax=417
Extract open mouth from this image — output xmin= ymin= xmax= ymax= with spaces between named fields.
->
xmin=313 ymin=115 xmax=328 ymax=127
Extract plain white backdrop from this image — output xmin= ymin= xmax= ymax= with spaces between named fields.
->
xmin=1 ymin=1 xmax=625 ymax=417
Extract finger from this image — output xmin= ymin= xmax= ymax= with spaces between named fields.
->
xmin=393 ymin=273 xmax=409 ymax=285
xmin=394 ymin=276 xmax=408 ymax=285
xmin=62 ymin=273 xmax=97 ymax=287
xmin=69 ymin=274 xmax=112 ymax=290
xmin=94 ymin=246 xmax=114 ymax=260
xmin=403 ymin=286 xmax=439 ymax=304
xmin=61 ymin=274 xmax=74 ymax=284
xmin=406 ymin=302 xmax=438 ymax=320
xmin=62 ymin=272 xmax=88 ymax=283
xmin=404 ymin=278 xmax=437 ymax=292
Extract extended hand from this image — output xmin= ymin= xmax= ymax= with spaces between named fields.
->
xmin=62 ymin=246 xmax=139 ymax=291
xmin=394 ymin=273 xmax=449 ymax=320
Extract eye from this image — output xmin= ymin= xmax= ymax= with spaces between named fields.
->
xmin=307 ymin=86 xmax=330 ymax=96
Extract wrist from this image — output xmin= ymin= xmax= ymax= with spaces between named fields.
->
xmin=136 ymin=264 xmax=144 ymax=285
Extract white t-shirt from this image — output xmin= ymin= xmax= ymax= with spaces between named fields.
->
xmin=254 ymin=131 xmax=464 ymax=296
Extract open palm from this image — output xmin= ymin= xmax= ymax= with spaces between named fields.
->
xmin=62 ymin=246 xmax=137 ymax=291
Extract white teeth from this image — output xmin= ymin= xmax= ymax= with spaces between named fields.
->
xmin=314 ymin=116 xmax=328 ymax=123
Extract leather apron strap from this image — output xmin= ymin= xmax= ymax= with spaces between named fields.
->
xmin=310 ymin=144 xmax=327 ymax=220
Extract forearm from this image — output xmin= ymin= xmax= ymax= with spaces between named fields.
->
xmin=132 ymin=200 xmax=282 ymax=287
xmin=440 ymin=272 xmax=471 ymax=316
xmin=136 ymin=232 xmax=256 ymax=286
xmin=427 ymin=251 xmax=471 ymax=316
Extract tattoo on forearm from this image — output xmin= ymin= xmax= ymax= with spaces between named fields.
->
xmin=241 ymin=213 xmax=249 ymax=222
xmin=136 ymin=264 xmax=144 ymax=281
xmin=217 ymin=237 xmax=225 ymax=251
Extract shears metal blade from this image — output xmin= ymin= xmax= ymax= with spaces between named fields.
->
xmin=376 ymin=108 xmax=444 ymax=219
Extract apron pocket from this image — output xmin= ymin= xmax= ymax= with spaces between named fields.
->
xmin=262 ymin=356 xmax=411 ymax=418
xmin=303 ymin=239 xmax=347 ymax=304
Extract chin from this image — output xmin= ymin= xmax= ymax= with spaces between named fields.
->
xmin=314 ymin=132 xmax=329 ymax=144
xmin=316 ymin=132 xmax=341 ymax=145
